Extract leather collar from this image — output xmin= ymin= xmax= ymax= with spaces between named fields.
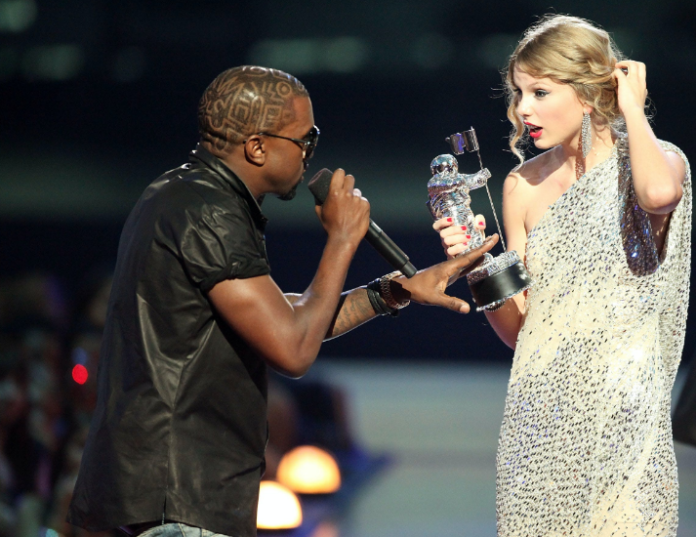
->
xmin=189 ymin=143 xmax=268 ymax=228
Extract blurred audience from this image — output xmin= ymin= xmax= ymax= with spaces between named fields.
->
xmin=0 ymin=270 xmax=357 ymax=536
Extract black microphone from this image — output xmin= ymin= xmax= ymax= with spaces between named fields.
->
xmin=308 ymin=168 xmax=417 ymax=278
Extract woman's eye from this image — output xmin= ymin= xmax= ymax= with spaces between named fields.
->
xmin=535 ymin=90 xmax=549 ymax=98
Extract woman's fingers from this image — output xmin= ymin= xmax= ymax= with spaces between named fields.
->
xmin=446 ymin=243 xmax=467 ymax=257
xmin=435 ymin=217 xmax=485 ymax=258
xmin=441 ymin=226 xmax=469 ymax=238
xmin=433 ymin=217 xmax=455 ymax=231
xmin=614 ymin=60 xmax=648 ymax=113
xmin=443 ymin=233 xmax=470 ymax=247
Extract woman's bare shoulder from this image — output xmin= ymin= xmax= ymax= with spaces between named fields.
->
xmin=508 ymin=150 xmax=556 ymax=184
xmin=504 ymin=151 xmax=555 ymax=199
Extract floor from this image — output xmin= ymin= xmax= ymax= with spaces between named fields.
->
xmin=306 ymin=361 xmax=696 ymax=537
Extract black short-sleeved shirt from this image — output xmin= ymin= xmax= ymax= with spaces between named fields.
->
xmin=68 ymin=145 xmax=271 ymax=537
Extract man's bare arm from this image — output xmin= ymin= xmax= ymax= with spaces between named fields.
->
xmin=209 ymin=170 xmax=370 ymax=378
xmin=287 ymin=288 xmax=376 ymax=340
xmin=286 ymin=235 xmax=499 ymax=341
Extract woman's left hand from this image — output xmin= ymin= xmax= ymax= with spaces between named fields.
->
xmin=614 ymin=60 xmax=648 ymax=116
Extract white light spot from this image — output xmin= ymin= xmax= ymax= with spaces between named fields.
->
xmin=247 ymin=39 xmax=320 ymax=74
xmin=22 ymin=44 xmax=84 ymax=81
xmin=0 ymin=0 xmax=36 ymax=33
xmin=324 ymin=37 xmax=368 ymax=73
xmin=247 ymin=37 xmax=369 ymax=75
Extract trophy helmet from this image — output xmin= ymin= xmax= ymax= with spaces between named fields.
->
xmin=430 ymin=154 xmax=459 ymax=177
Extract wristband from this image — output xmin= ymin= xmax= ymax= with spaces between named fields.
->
xmin=366 ymin=279 xmax=398 ymax=317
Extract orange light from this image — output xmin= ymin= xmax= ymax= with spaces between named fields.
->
xmin=256 ymin=480 xmax=302 ymax=530
xmin=72 ymin=364 xmax=88 ymax=385
xmin=277 ymin=445 xmax=341 ymax=494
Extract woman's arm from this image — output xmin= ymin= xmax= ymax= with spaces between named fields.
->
xmin=434 ymin=172 xmax=529 ymax=350
xmin=616 ymin=61 xmax=685 ymax=216
xmin=482 ymin=172 xmax=528 ymax=349
xmin=615 ymin=61 xmax=686 ymax=253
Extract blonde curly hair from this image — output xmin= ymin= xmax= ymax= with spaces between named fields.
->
xmin=504 ymin=15 xmax=625 ymax=162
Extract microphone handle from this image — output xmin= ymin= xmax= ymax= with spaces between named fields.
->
xmin=365 ymin=220 xmax=417 ymax=278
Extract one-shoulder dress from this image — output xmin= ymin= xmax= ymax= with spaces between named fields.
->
xmin=496 ymin=136 xmax=692 ymax=537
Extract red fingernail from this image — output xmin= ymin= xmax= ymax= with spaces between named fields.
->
xmin=447 ymin=217 xmax=452 ymax=223
xmin=466 ymin=235 xmax=471 ymax=239
xmin=461 ymin=226 xmax=467 ymax=230
xmin=478 ymin=221 xmax=484 ymax=226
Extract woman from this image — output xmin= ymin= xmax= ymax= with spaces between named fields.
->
xmin=435 ymin=15 xmax=691 ymax=536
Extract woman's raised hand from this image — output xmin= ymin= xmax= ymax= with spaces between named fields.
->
xmin=614 ymin=60 xmax=648 ymax=117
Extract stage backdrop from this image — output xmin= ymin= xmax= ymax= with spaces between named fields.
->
xmin=2 ymin=0 xmax=695 ymax=360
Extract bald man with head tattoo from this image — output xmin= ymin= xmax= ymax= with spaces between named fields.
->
xmin=67 ymin=66 xmax=497 ymax=537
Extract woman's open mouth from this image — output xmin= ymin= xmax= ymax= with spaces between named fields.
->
xmin=525 ymin=122 xmax=543 ymax=139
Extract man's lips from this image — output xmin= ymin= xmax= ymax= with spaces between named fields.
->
xmin=525 ymin=121 xmax=542 ymax=139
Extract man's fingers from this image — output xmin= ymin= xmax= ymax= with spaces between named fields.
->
xmin=343 ymin=174 xmax=356 ymax=193
xmin=431 ymin=292 xmax=471 ymax=314
xmin=329 ymin=168 xmax=346 ymax=191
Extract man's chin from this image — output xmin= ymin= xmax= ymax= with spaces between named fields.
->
xmin=278 ymin=184 xmax=299 ymax=201
xmin=277 ymin=176 xmax=304 ymax=201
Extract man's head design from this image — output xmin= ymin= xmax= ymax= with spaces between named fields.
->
xmin=198 ymin=66 xmax=309 ymax=155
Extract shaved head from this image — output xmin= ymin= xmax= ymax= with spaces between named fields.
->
xmin=198 ymin=66 xmax=309 ymax=155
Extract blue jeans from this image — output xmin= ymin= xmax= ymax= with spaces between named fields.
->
xmin=139 ymin=522 xmax=232 ymax=537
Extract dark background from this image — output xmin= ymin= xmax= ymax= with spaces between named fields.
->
xmin=2 ymin=0 xmax=695 ymax=362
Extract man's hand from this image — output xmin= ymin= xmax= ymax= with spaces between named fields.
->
xmin=315 ymin=168 xmax=370 ymax=249
xmin=394 ymin=234 xmax=499 ymax=314
xmin=210 ymin=169 xmax=371 ymax=378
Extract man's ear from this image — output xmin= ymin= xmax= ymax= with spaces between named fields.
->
xmin=244 ymin=135 xmax=266 ymax=167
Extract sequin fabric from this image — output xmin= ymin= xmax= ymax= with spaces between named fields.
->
xmin=496 ymin=137 xmax=691 ymax=537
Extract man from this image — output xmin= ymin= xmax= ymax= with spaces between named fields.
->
xmin=67 ymin=66 xmax=497 ymax=537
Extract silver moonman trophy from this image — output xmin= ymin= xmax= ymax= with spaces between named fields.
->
xmin=427 ymin=127 xmax=532 ymax=311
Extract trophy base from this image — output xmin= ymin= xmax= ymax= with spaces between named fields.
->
xmin=466 ymin=251 xmax=533 ymax=312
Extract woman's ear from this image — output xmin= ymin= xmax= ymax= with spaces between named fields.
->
xmin=580 ymin=100 xmax=593 ymax=116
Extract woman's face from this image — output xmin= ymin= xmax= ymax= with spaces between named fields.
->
xmin=512 ymin=67 xmax=587 ymax=151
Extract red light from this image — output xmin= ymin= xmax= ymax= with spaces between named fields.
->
xmin=72 ymin=364 xmax=88 ymax=385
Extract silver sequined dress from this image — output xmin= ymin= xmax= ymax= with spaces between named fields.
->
xmin=496 ymin=137 xmax=691 ymax=537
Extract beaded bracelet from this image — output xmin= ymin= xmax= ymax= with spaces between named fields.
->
xmin=379 ymin=271 xmax=411 ymax=310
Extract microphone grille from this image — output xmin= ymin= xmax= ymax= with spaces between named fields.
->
xmin=307 ymin=168 xmax=333 ymax=205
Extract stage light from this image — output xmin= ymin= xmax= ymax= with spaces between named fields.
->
xmin=256 ymin=480 xmax=302 ymax=530
xmin=277 ymin=445 xmax=341 ymax=494
xmin=72 ymin=364 xmax=88 ymax=385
